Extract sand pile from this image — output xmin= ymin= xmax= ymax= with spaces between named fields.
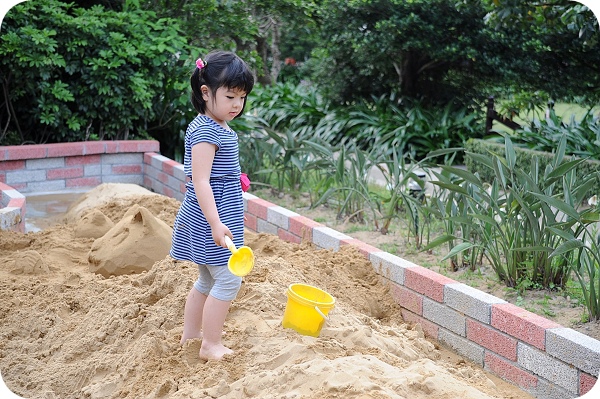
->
xmin=0 ymin=184 xmax=530 ymax=399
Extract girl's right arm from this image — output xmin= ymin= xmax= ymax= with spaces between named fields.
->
xmin=191 ymin=142 xmax=231 ymax=247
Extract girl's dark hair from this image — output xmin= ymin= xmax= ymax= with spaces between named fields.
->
xmin=190 ymin=50 xmax=255 ymax=116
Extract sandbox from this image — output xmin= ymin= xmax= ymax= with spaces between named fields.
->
xmin=0 ymin=141 xmax=598 ymax=398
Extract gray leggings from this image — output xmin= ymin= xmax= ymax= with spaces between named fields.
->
xmin=193 ymin=264 xmax=242 ymax=301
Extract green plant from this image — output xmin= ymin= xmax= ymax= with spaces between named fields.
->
xmin=547 ymin=206 xmax=600 ymax=321
xmin=310 ymin=142 xmax=379 ymax=223
xmin=425 ymin=135 xmax=596 ymax=289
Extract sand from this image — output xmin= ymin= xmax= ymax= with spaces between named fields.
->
xmin=0 ymin=183 xmax=532 ymax=399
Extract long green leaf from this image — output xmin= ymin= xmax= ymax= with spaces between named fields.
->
xmin=421 ymin=234 xmax=458 ymax=251
xmin=530 ymin=192 xmax=581 ymax=221
xmin=442 ymin=242 xmax=477 ymax=261
xmin=430 ymin=181 xmax=470 ymax=195
xmin=549 ymin=239 xmax=584 ymax=258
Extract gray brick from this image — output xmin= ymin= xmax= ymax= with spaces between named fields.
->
xmin=369 ymin=252 xmax=417 ymax=285
xmin=312 ymin=226 xmax=352 ymax=251
xmin=423 ymin=297 xmax=466 ymax=336
xmin=546 ymin=328 xmax=600 ymax=377
xmin=172 ymin=163 xmax=186 ymax=181
xmin=257 ymin=218 xmax=278 ymax=235
xmin=267 ymin=206 xmax=299 ymax=229
xmin=2 ymin=188 xmax=25 ymax=202
xmin=101 ymin=153 xmax=143 ymax=164
xmin=438 ymin=329 xmax=485 ymax=366
xmin=165 ymin=174 xmax=182 ymax=191
xmin=518 ymin=342 xmax=578 ymax=394
xmin=25 ymin=180 xmax=66 ymax=193
xmin=6 ymin=170 xmax=46 ymax=184
xmin=444 ymin=283 xmax=507 ymax=324
xmin=101 ymin=164 xmax=113 ymax=175
xmin=26 ymin=157 xmax=64 ymax=170
xmin=84 ymin=164 xmax=102 ymax=176
xmin=149 ymin=153 xmax=171 ymax=170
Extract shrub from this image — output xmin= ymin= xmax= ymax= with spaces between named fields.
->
xmin=0 ymin=0 xmax=192 ymax=145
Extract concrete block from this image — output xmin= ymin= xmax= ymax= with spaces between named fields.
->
xmin=267 ymin=205 xmax=300 ymax=229
xmin=445 ymin=283 xmax=507 ymax=324
xmin=26 ymin=157 xmax=64 ymax=170
xmin=438 ymin=329 xmax=485 ymax=366
xmin=101 ymin=153 xmax=143 ymax=165
xmin=256 ymin=218 xmax=278 ymax=235
xmin=390 ymin=284 xmax=422 ymax=315
xmin=101 ymin=175 xmax=143 ymax=185
xmin=546 ymin=328 xmax=600 ymax=377
xmin=369 ymin=251 xmax=417 ymax=285
xmin=423 ymin=297 xmax=466 ymax=336
xmin=312 ymin=226 xmax=352 ymax=251
xmin=84 ymin=164 xmax=102 ymax=176
xmin=401 ymin=308 xmax=439 ymax=339
xmin=26 ymin=180 xmax=65 ymax=193
xmin=247 ymin=197 xmax=274 ymax=220
xmin=6 ymin=170 xmax=46 ymax=184
xmin=518 ymin=342 xmax=578 ymax=394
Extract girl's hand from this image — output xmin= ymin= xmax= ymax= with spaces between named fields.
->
xmin=211 ymin=222 xmax=232 ymax=248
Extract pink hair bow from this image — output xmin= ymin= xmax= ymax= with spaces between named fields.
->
xmin=196 ymin=58 xmax=205 ymax=69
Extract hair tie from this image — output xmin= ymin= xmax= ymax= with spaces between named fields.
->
xmin=196 ymin=58 xmax=206 ymax=69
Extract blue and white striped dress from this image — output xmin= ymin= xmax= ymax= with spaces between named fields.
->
xmin=170 ymin=115 xmax=244 ymax=267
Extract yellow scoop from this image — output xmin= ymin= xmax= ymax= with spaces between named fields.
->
xmin=224 ymin=236 xmax=254 ymax=277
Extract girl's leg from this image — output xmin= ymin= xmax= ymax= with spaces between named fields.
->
xmin=199 ymin=296 xmax=234 ymax=360
xmin=180 ymin=265 xmax=213 ymax=345
xmin=180 ymin=286 xmax=208 ymax=345
xmin=198 ymin=265 xmax=242 ymax=360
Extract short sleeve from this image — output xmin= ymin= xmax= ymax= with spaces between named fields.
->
xmin=189 ymin=125 xmax=222 ymax=150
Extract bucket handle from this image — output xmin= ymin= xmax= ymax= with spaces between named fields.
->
xmin=315 ymin=306 xmax=329 ymax=321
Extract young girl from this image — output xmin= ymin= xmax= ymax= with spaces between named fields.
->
xmin=171 ymin=50 xmax=254 ymax=360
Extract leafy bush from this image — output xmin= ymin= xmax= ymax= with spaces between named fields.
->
xmin=0 ymin=0 xmax=192 ymax=146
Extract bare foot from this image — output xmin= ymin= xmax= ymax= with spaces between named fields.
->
xmin=199 ymin=342 xmax=234 ymax=360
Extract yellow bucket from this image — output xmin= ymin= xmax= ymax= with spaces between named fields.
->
xmin=282 ymin=283 xmax=335 ymax=337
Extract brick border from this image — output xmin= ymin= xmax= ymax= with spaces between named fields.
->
xmin=1 ymin=141 xmax=599 ymax=398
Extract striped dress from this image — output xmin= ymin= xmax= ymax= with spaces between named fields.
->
xmin=170 ymin=115 xmax=244 ymax=267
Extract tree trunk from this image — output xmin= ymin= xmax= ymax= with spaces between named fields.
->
xmin=269 ymin=18 xmax=281 ymax=84
xmin=256 ymin=35 xmax=272 ymax=86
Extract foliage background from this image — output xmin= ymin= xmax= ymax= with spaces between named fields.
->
xmin=1 ymin=0 xmax=599 ymax=161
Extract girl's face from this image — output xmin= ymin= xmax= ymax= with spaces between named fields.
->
xmin=201 ymin=85 xmax=247 ymax=128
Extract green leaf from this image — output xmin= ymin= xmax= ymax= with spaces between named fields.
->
xmin=529 ymin=192 xmax=581 ymax=221
xmin=421 ymin=234 xmax=459 ymax=251
xmin=549 ymin=239 xmax=584 ymax=258
xmin=442 ymin=242 xmax=477 ymax=261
